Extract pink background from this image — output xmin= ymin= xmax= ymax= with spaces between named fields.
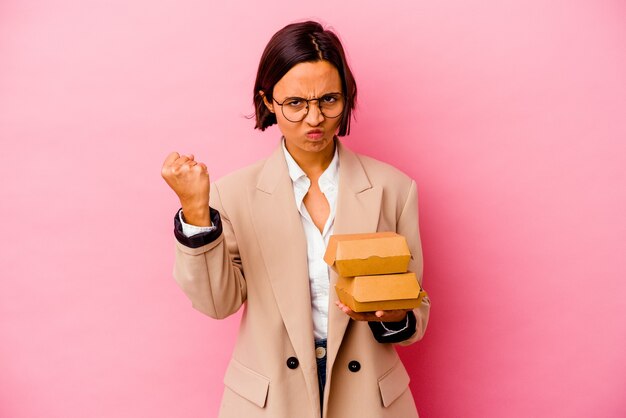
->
xmin=1 ymin=1 xmax=625 ymax=417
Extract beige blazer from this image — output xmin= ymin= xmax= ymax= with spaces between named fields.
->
xmin=173 ymin=140 xmax=430 ymax=418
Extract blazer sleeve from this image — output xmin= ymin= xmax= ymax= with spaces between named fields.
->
xmin=395 ymin=179 xmax=431 ymax=346
xmin=172 ymin=182 xmax=247 ymax=319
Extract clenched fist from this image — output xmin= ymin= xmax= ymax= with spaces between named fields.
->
xmin=161 ymin=152 xmax=212 ymax=226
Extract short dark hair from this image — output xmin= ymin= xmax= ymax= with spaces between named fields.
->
xmin=253 ymin=21 xmax=357 ymax=136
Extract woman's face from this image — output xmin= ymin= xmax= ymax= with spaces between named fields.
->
xmin=263 ymin=60 xmax=343 ymax=158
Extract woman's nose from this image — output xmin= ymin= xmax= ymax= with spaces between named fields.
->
xmin=304 ymin=100 xmax=324 ymax=125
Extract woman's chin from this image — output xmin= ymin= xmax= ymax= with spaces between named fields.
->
xmin=305 ymin=136 xmax=334 ymax=152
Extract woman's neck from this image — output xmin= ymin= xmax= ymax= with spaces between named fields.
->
xmin=287 ymin=139 xmax=336 ymax=178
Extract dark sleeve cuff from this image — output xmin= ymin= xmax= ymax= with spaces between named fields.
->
xmin=173 ymin=207 xmax=223 ymax=248
xmin=368 ymin=311 xmax=417 ymax=344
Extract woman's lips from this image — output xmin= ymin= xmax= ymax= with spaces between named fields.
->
xmin=306 ymin=130 xmax=324 ymax=140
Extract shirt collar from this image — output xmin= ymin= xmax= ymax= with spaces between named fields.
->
xmin=282 ymin=139 xmax=307 ymax=183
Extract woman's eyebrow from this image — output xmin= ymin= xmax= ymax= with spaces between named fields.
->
xmin=284 ymin=91 xmax=341 ymax=99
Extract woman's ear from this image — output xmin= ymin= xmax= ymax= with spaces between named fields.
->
xmin=259 ymin=90 xmax=274 ymax=113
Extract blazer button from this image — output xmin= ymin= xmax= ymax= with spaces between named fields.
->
xmin=286 ymin=357 xmax=299 ymax=369
xmin=348 ymin=360 xmax=361 ymax=372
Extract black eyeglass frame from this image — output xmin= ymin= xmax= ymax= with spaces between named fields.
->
xmin=271 ymin=92 xmax=344 ymax=122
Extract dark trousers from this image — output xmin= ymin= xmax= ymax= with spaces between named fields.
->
xmin=315 ymin=339 xmax=327 ymax=417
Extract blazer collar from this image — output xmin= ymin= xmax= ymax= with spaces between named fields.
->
xmin=255 ymin=140 xmax=289 ymax=194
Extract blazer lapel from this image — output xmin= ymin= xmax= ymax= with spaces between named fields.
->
xmin=249 ymin=143 xmax=319 ymax=411
xmin=326 ymin=141 xmax=383 ymax=375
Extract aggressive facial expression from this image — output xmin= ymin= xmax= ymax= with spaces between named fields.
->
xmin=263 ymin=60 xmax=343 ymax=159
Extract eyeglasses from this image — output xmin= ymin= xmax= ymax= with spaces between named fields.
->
xmin=272 ymin=93 xmax=344 ymax=122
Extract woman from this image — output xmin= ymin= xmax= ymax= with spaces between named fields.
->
xmin=161 ymin=21 xmax=430 ymax=418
